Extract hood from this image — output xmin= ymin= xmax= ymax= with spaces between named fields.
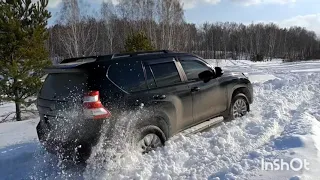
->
xmin=222 ymin=70 xmax=248 ymax=78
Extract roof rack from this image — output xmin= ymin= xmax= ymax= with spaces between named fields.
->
xmin=111 ymin=50 xmax=172 ymax=59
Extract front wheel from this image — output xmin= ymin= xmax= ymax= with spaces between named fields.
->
xmin=227 ymin=93 xmax=249 ymax=120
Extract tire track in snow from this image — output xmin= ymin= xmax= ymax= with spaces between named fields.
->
xmin=85 ymin=73 xmax=319 ymax=180
xmin=208 ymin=73 xmax=320 ymax=179
xmin=184 ymin=73 xmax=316 ymax=179
xmin=214 ymin=85 xmax=320 ymax=179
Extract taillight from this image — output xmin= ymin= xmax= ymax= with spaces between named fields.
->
xmin=83 ymin=91 xmax=111 ymax=120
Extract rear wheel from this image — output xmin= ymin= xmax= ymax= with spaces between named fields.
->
xmin=135 ymin=125 xmax=166 ymax=154
xmin=138 ymin=133 xmax=163 ymax=154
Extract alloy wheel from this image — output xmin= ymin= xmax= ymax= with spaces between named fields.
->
xmin=232 ymin=98 xmax=248 ymax=118
xmin=138 ymin=133 xmax=162 ymax=154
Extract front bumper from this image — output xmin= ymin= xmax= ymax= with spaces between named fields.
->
xmin=248 ymin=83 xmax=254 ymax=104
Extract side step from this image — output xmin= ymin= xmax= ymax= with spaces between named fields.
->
xmin=173 ymin=116 xmax=224 ymax=139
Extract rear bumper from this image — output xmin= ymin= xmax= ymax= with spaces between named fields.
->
xmin=36 ymin=116 xmax=104 ymax=158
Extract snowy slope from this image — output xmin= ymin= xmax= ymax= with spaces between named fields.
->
xmin=0 ymin=60 xmax=320 ymax=180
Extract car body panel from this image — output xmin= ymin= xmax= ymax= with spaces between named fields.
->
xmin=36 ymin=51 xmax=254 ymax=158
xmin=147 ymin=83 xmax=193 ymax=134
xmin=188 ymin=78 xmax=228 ymax=123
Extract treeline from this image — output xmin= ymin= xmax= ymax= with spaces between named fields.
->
xmin=48 ymin=0 xmax=320 ymax=62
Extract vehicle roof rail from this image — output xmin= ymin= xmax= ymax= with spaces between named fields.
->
xmin=111 ymin=50 xmax=173 ymax=59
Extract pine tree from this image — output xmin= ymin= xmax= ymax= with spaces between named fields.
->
xmin=124 ymin=31 xmax=154 ymax=53
xmin=0 ymin=0 xmax=51 ymax=121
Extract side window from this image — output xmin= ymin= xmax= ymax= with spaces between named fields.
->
xmin=108 ymin=61 xmax=147 ymax=92
xmin=145 ymin=66 xmax=157 ymax=89
xmin=180 ymin=58 xmax=212 ymax=81
xmin=149 ymin=62 xmax=181 ymax=88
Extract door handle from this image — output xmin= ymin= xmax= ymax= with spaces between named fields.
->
xmin=153 ymin=95 xmax=166 ymax=100
xmin=191 ymin=87 xmax=200 ymax=92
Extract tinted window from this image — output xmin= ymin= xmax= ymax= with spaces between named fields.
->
xmin=145 ymin=66 xmax=157 ymax=89
xmin=40 ymin=73 xmax=87 ymax=101
xmin=180 ymin=59 xmax=212 ymax=81
xmin=108 ymin=61 xmax=146 ymax=92
xmin=150 ymin=62 xmax=181 ymax=87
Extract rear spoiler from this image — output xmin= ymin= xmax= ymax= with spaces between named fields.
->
xmin=44 ymin=68 xmax=85 ymax=74
xmin=44 ymin=61 xmax=90 ymax=73
xmin=60 ymin=56 xmax=97 ymax=64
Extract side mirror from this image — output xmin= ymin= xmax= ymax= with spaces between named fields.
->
xmin=215 ymin=67 xmax=224 ymax=77
xmin=199 ymin=70 xmax=215 ymax=83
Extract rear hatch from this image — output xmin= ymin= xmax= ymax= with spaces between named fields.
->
xmin=37 ymin=61 xmax=94 ymax=141
xmin=38 ymin=58 xmax=97 ymax=115
xmin=38 ymin=66 xmax=89 ymax=116
xmin=40 ymin=72 xmax=87 ymax=100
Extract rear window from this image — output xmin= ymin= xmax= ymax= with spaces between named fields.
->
xmin=108 ymin=61 xmax=147 ymax=93
xmin=39 ymin=73 xmax=88 ymax=101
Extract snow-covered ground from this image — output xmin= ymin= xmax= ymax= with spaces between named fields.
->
xmin=0 ymin=102 xmax=38 ymax=123
xmin=1 ymin=60 xmax=320 ymax=180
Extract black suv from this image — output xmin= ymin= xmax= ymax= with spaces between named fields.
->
xmin=36 ymin=50 xmax=253 ymax=160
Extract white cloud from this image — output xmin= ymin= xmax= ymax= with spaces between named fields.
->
xmin=33 ymin=0 xmax=61 ymax=8
xmin=48 ymin=0 xmax=62 ymax=8
xmin=45 ymin=0 xmax=220 ymax=10
xmin=91 ymin=0 xmax=120 ymax=5
xmin=230 ymin=0 xmax=296 ymax=6
xmin=32 ymin=0 xmax=62 ymax=8
xmin=278 ymin=14 xmax=320 ymax=35
xmin=182 ymin=0 xmax=297 ymax=8
xmin=44 ymin=0 xmax=296 ymax=10
xmin=253 ymin=14 xmax=320 ymax=36
xmin=45 ymin=0 xmax=121 ymax=8
xmin=230 ymin=0 xmax=259 ymax=6
xmin=181 ymin=0 xmax=221 ymax=9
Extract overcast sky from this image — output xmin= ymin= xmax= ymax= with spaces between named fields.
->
xmin=46 ymin=0 xmax=320 ymax=34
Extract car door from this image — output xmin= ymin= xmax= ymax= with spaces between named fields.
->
xmin=178 ymin=56 xmax=228 ymax=124
xmin=143 ymin=58 xmax=193 ymax=132
xmin=106 ymin=60 xmax=152 ymax=109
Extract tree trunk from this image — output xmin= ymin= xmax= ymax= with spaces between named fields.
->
xmin=13 ymin=78 xmax=22 ymax=121
xmin=15 ymin=102 xmax=21 ymax=121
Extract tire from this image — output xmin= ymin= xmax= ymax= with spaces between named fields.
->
xmin=134 ymin=125 xmax=166 ymax=154
xmin=226 ymin=93 xmax=249 ymax=121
